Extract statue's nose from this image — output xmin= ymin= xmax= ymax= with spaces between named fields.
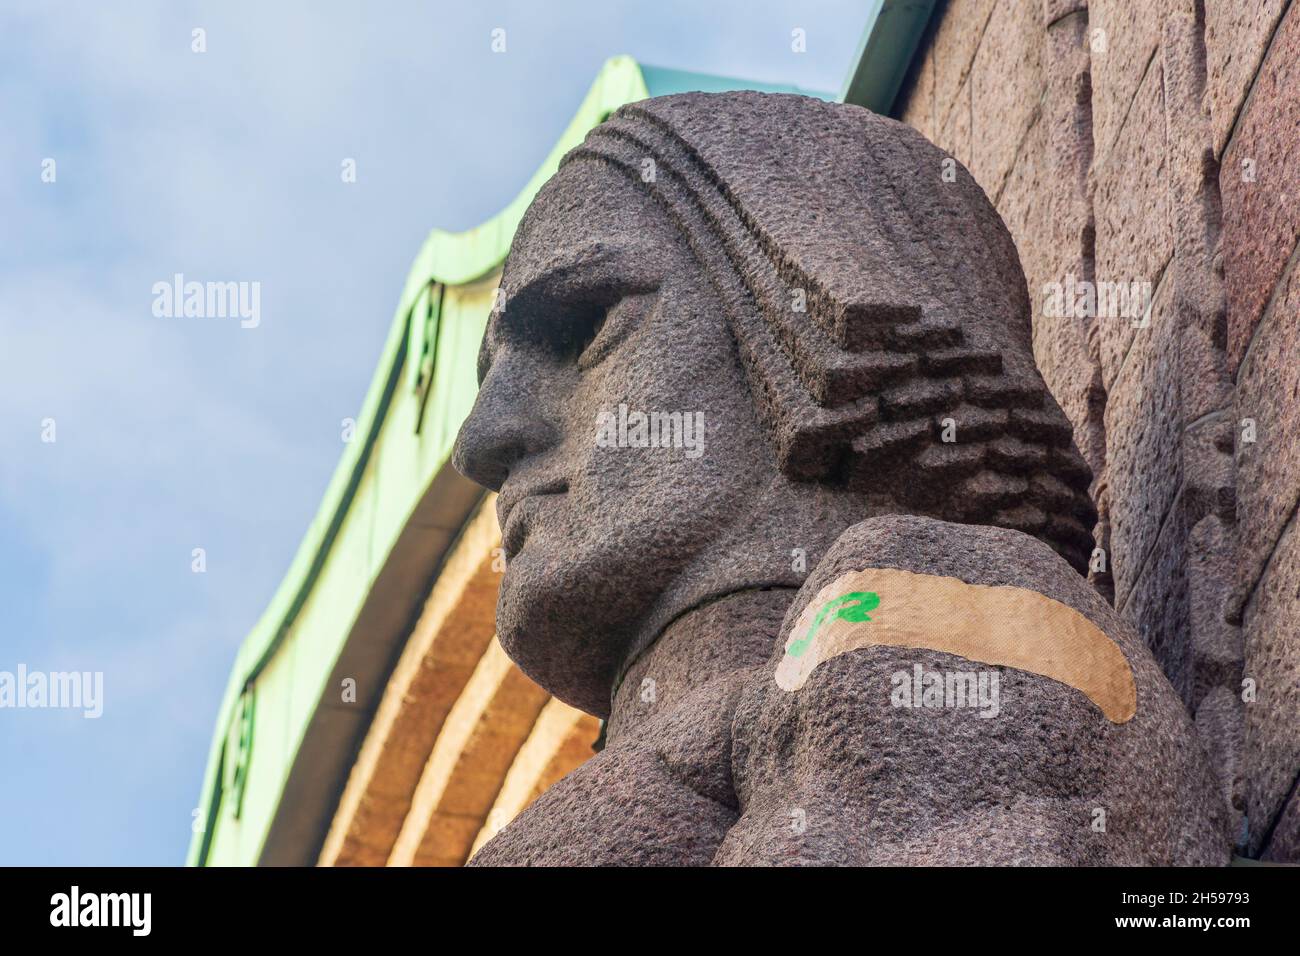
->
xmin=452 ymin=351 xmax=558 ymax=492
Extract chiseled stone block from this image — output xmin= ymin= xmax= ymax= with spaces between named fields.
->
xmin=1204 ymin=0 xmax=1287 ymax=158
xmin=1242 ymin=510 xmax=1300 ymax=857
xmin=1234 ymin=257 xmax=1300 ymax=609
xmin=1105 ymin=278 xmax=1180 ymax=607
xmin=932 ymin=0 xmax=997 ymax=131
xmin=1093 ymin=58 xmax=1173 ymax=392
xmin=1089 ymin=0 xmax=1170 ymax=166
xmin=1220 ymin=1 xmax=1300 ymax=373
xmin=970 ymin=0 xmax=1044 ymax=201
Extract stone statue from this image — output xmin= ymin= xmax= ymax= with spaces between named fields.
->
xmin=451 ymin=92 xmax=1229 ymax=865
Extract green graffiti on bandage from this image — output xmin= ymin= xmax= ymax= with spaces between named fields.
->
xmin=786 ymin=591 xmax=880 ymax=659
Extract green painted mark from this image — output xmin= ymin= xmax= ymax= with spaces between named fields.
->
xmin=786 ymin=592 xmax=880 ymax=659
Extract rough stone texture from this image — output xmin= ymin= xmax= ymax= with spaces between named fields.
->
xmin=1104 ymin=277 xmax=1180 ymax=607
xmin=469 ymin=698 xmax=601 ymax=857
xmin=971 ymin=0 xmax=1044 ymax=201
xmin=910 ymin=2 xmax=1107 ymax=522
xmin=998 ymin=100 xmax=1103 ymax=482
xmin=893 ymin=0 xmax=1293 ymax=864
xmin=1220 ymin=2 xmax=1300 ymax=373
xmin=1093 ymin=57 xmax=1173 ymax=393
xmin=938 ymin=76 xmax=972 ymax=168
xmin=1194 ymin=683 xmax=1246 ymax=847
xmin=896 ymin=32 xmax=937 ymax=142
xmin=932 ymin=0 xmax=997 ymax=130
xmin=1089 ymin=0 xmax=1169 ymax=168
xmin=452 ymin=92 xmax=1230 ymax=865
xmin=1043 ymin=10 xmax=1112 ymax=601
xmin=1154 ymin=14 xmax=1244 ymax=776
xmin=1163 ymin=12 xmax=1234 ymax=426
xmin=1242 ymin=509 xmax=1300 ymax=857
xmin=1043 ymin=0 xmax=1088 ymax=25
xmin=1204 ymin=0 xmax=1288 ymax=158
xmin=1234 ymin=256 xmax=1300 ymax=616
xmin=1120 ymin=424 xmax=1239 ymax=716
xmin=1042 ymin=10 xmax=1095 ymax=242
xmin=1264 ymin=791 xmax=1300 ymax=862
xmin=1029 ymin=12 xmax=1102 ymax=481
xmin=1117 ymin=448 xmax=1187 ymax=684
xmin=1182 ymin=421 xmax=1241 ymax=706
xmin=726 ymin=517 xmax=1226 ymax=865
xmin=997 ymin=128 xmax=1050 ymax=338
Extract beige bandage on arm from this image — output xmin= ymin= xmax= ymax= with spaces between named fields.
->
xmin=775 ymin=567 xmax=1137 ymax=723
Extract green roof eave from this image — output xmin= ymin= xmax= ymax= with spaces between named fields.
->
xmin=839 ymin=0 xmax=937 ymax=114
xmin=641 ymin=64 xmax=832 ymax=100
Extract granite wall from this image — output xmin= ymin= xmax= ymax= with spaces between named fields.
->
xmin=894 ymin=0 xmax=1299 ymax=860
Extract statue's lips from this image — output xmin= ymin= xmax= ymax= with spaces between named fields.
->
xmin=499 ymin=479 xmax=568 ymax=558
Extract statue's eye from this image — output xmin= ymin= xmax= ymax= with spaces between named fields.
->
xmin=574 ymin=294 xmax=650 ymax=370
xmin=570 ymin=305 xmax=610 ymax=366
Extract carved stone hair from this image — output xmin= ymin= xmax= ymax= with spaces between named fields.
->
xmin=561 ymin=91 xmax=1097 ymax=573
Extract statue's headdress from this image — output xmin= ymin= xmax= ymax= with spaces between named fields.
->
xmin=559 ymin=92 xmax=1096 ymax=573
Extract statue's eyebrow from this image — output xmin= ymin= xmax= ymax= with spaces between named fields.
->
xmin=479 ymin=241 xmax=661 ymax=380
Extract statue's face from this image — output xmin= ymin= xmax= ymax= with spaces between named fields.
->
xmin=452 ymin=163 xmax=783 ymax=715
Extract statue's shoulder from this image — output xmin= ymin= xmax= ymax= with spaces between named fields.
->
xmin=723 ymin=514 xmax=1230 ymax=864
xmin=800 ymin=513 xmax=1110 ymax=629
xmin=772 ymin=514 xmax=1143 ymax=724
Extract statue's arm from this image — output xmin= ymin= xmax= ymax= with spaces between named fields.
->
xmin=715 ymin=514 xmax=1226 ymax=866
xmin=717 ymin=640 xmax=1112 ymax=865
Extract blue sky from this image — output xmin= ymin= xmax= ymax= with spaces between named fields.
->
xmin=0 ymin=0 xmax=869 ymax=865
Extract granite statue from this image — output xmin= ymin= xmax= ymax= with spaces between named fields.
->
xmin=451 ymin=92 xmax=1230 ymax=865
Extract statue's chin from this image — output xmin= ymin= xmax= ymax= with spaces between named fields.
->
xmin=495 ymin=554 xmax=628 ymax=718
